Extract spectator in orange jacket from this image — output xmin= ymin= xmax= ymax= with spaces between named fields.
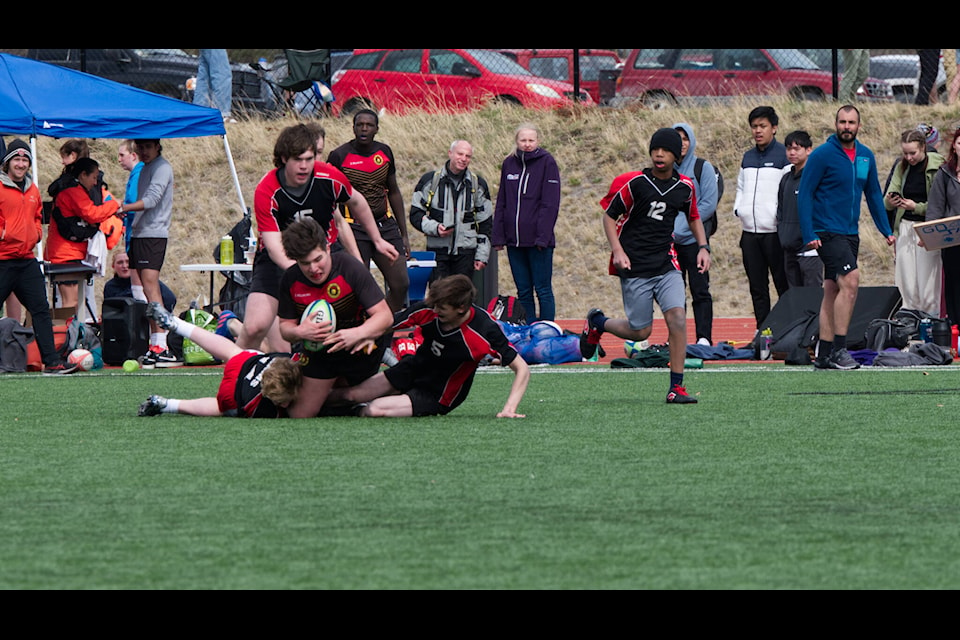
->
xmin=0 ymin=139 xmax=78 ymax=374
xmin=44 ymin=157 xmax=122 ymax=310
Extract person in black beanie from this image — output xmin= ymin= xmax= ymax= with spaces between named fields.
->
xmin=580 ymin=128 xmax=711 ymax=404
xmin=0 ymin=139 xmax=77 ymax=374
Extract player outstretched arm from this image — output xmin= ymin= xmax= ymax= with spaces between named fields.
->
xmin=497 ymin=355 xmax=530 ymax=418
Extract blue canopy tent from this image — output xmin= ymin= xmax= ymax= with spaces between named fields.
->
xmin=0 ymin=52 xmax=246 ymax=213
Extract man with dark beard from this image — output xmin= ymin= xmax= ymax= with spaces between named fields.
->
xmin=797 ymin=105 xmax=895 ymax=370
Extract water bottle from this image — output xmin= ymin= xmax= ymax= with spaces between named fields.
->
xmin=952 ymin=324 xmax=958 ymax=358
xmin=760 ymin=328 xmax=773 ymax=360
xmin=919 ymin=318 xmax=933 ymax=343
xmin=220 ymin=235 xmax=234 ymax=266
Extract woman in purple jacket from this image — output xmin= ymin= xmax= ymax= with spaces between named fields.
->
xmin=492 ymin=123 xmax=561 ymax=321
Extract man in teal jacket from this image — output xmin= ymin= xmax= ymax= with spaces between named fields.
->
xmin=797 ymin=105 xmax=895 ymax=370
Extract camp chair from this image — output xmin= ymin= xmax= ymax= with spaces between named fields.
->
xmin=256 ymin=49 xmax=334 ymax=117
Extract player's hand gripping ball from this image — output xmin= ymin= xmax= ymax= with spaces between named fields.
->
xmin=68 ymin=348 xmax=95 ymax=371
xmin=301 ymin=299 xmax=336 ymax=352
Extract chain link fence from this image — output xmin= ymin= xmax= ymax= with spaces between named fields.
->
xmin=5 ymin=49 xmax=951 ymax=116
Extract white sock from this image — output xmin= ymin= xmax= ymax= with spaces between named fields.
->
xmin=162 ymin=399 xmax=180 ymax=414
xmin=157 ymin=332 xmax=168 ymax=350
xmin=131 ymin=285 xmax=147 ymax=302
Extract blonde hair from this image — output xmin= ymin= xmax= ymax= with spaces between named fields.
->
xmin=261 ymin=357 xmax=303 ymax=408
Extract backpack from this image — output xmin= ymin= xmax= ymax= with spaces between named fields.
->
xmin=57 ymin=316 xmax=104 ymax=369
xmin=693 ymin=157 xmax=723 ymax=237
xmin=864 ymin=318 xmax=912 ymax=352
xmin=769 ymin=309 xmax=819 ymax=361
xmin=487 ymin=295 xmax=527 ymax=325
xmin=51 ymin=204 xmax=100 ymax=242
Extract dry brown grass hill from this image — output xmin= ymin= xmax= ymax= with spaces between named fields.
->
xmin=27 ymin=97 xmax=960 ymax=320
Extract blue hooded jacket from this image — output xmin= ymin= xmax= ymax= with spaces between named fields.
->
xmin=672 ymin=122 xmax=718 ymax=246
xmin=492 ymin=146 xmax=561 ymax=249
xmin=798 ymin=133 xmax=892 ymax=245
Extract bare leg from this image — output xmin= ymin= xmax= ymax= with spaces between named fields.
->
xmin=663 ymin=307 xmax=688 ymax=375
xmin=819 ymin=278 xmax=839 ymax=342
xmin=237 ymin=291 xmax=288 ymax=351
xmin=832 ymin=269 xmax=860 ymax=338
xmin=175 ymin=398 xmax=224 ymax=416
xmin=287 ymin=376 xmax=337 ymax=418
xmin=138 ymin=267 xmax=164 ymax=335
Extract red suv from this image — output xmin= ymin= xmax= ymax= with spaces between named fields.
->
xmin=496 ymin=49 xmax=622 ymax=104
xmin=330 ymin=48 xmax=592 ymax=116
xmin=615 ymin=48 xmax=893 ymax=109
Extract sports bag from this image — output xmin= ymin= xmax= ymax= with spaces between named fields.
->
xmin=486 ymin=295 xmax=527 ymax=325
xmin=181 ymin=308 xmax=218 ymax=365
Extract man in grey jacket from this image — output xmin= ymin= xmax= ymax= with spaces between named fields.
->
xmin=409 ymin=140 xmax=492 ymax=283
xmin=117 ymin=139 xmax=180 ymax=368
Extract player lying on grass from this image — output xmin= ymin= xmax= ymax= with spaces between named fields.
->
xmin=137 ymin=302 xmax=302 ymax=418
xmin=326 ymin=274 xmax=530 ymax=418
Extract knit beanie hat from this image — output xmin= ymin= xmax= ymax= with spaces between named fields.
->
xmin=3 ymin=139 xmax=32 ymax=166
xmin=917 ymin=122 xmax=939 ymax=149
xmin=649 ymin=128 xmax=683 ymax=162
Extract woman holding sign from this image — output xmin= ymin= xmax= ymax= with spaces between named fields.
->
xmin=924 ymin=127 xmax=960 ymax=326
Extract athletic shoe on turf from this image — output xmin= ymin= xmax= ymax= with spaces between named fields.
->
xmin=813 ymin=357 xmax=830 ymax=370
xmin=826 ymin=347 xmax=860 ymax=370
xmin=138 ymin=395 xmax=168 ymax=417
xmin=154 ymin=349 xmax=184 ymax=368
xmin=579 ymin=308 xmax=606 ymax=359
xmin=42 ymin=361 xmax=79 ymax=375
xmin=146 ymin=302 xmax=177 ymax=331
xmin=140 ymin=345 xmax=162 ymax=369
xmin=666 ymin=384 xmax=698 ymax=404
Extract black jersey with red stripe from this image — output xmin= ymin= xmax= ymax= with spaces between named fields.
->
xmin=392 ymin=304 xmax=518 ymax=409
xmin=276 ymin=251 xmax=385 ymax=329
xmin=253 ymin=162 xmax=354 ymax=248
xmin=219 ymin=350 xmax=297 ymax=418
xmin=327 ymin=140 xmax=396 ymax=221
xmin=601 ymin=168 xmax=698 ymax=278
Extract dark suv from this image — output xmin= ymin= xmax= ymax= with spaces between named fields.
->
xmin=26 ymin=49 xmax=273 ymax=114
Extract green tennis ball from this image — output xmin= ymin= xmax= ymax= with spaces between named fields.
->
xmin=123 ymin=359 xmax=139 ymax=372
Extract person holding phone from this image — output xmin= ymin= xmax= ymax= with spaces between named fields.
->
xmin=885 ymin=128 xmax=945 ymax=316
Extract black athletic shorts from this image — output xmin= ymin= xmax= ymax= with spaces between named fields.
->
xmin=129 ymin=237 xmax=168 ymax=272
xmin=296 ymin=345 xmax=381 ymax=384
xmin=383 ymin=357 xmax=452 ymax=416
xmin=816 ymin=232 xmax=859 ymax=281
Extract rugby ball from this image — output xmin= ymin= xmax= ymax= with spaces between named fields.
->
xmin=301 ymin=299 xmax=336 ymax=352
xmin=68 ymin=348 xmax=95 ymax=371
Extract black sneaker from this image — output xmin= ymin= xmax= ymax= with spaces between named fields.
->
xmin=42 ymin=361 xmax=79 ymax=376
xmin=579 ymin=308 xmax=606 ymax=359
xmin=666 ymin=384 xmax=698 ymax=404
xmin=138 ymin=395 xmax=168 ymax=416
xmin=140 ymin=346 xmax=161 ymax=369
xmin=826 ymin=348 xmax=860 ymax=370
xmin=154 ymin=349 xmax=184 ymax=368
xmin=146 ymin=302 xmax=178 ymax=331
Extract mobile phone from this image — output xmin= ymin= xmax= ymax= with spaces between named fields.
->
xmin=889 ymin=192 xmax=901 ymax=198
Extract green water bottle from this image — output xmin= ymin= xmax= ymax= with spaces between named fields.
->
xmin=220 ymin=235 xmax=234 ymax=265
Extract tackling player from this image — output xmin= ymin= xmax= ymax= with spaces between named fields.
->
xmin=327 ymin=274 xmax=530 ymax=418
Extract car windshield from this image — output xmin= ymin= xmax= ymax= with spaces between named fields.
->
xmin=135 ymin=49 xmax=194 ymax=58
xmin=468 ymin=49 xmax=532 ymax=76
xmin=869 ymin=58 xmax=918 ymax=80
xmin=766 ymin=49 xmax=819 ymax=70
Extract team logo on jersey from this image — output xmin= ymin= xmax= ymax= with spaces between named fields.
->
xmin=326 ymin=282 xmax=342 ymax=299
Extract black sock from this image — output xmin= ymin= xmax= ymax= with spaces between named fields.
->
xmin=818 ymin=340 xmax=833 ymax=361
xmin=833 ymin=335 xmax=846 ymax=351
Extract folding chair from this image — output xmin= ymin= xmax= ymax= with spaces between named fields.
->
xmin=256 ymin=49 xmax=334 ymax=117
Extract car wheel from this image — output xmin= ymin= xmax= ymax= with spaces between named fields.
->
xmin=341 ymin=97 xmax=376 ymax=118
xmin=491 ymin=95 xmax=522 ymax=107
xmin=641 ymin=91 xmax=676 ymax=110
xmin=791 ymin=87 xmax=825 ymax=102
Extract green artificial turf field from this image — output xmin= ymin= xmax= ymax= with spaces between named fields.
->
xmin=2 ymin=363 xmax=958 ymax=589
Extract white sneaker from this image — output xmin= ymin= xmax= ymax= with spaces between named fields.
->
xmin=697 ymin=337 xmax=711 ymax=347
